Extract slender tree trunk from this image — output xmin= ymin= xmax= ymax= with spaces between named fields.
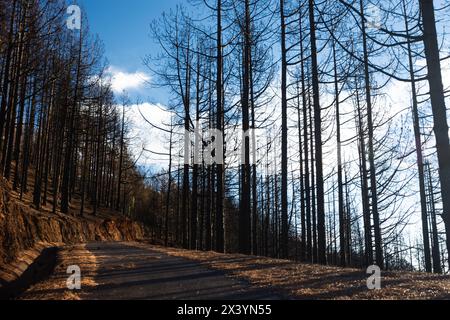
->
xmin=165 ymin=125 xmax=173 ymax=247
xmin=360 ymin=0 xmax=383 ymax=269
xmin=62 ymin=28 xmax=83 ymax=214
xmin=215 ymin=0 xmax=225 ymax=253
xmin=280 ymin=0 xmax=289 ymax=259
xmin=297 ymin=82 xmax=306 ymax=261
xmin=249 ymin=52 xmax=258 ymax=256
xmin=402 ymin=2 xmax=432 ymax=272
xmin=0 ymin=0 xmax=17 ymax=154
xmin=20 ymin=79 xmax=37 ymax=198
xmin=308 ymin=0 xmax=326 ymax=265
xmin=426 ymin=162 xmax=442 ymax=273
xmin=420 ymin=0 xmax=450 ymax=269
xmin=332 ymin=36 xmax=347 ymax=267
xmin=13 ymin=43 xmax=29 ymax=190
xmin=355 ymin=81 xmax=373 ymax=266
xmin=302 ymin=67 xmax=312 ymax=262
xmin=116 ymin=104 xmax=125 ymax=211
xmin=239 ymin=0 xmax=252 ymax=255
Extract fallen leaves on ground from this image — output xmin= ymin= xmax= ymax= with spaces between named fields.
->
xmin=20 ymin=244 xmax=98 ymax=300
xmin=148 ymin=245 xmax=450 ymax=300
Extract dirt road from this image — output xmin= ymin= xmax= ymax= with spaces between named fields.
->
xmin=21 ymin=242 xmax=283 ymax=300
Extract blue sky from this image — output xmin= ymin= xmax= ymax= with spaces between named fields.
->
xmin=79 ymin=0 xmax=181 ymax=103
xmin=75 ymin=1 xmax=184 ymax=170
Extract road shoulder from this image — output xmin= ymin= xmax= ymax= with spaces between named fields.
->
xmin=19 ymin=244 xmax=98 ymax=300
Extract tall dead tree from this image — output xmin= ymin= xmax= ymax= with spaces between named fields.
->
xmin=308 ymin=0 xmax=326 ymax=264
xmin=420 ymin=0 xmax=450 ymax=269
xmin=280 ymin=0 xmax=289 ymax=259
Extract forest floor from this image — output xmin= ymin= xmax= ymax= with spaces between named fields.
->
xmin=147 ymin=244 xmax=450 ymax=300
xmin=20 ymin=242 xmax=450 ymax=300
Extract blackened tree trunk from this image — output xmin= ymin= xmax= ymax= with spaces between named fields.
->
xmin=165 ymin=122 xmax=173 ymax=247
xmin=420 ymin=0 xmax=450 ymax=269
xmin=116 ymin=104 xmax=125 ymax=211
xmin=355 ymin=81 xmax=373 ymax=266
xmin=403 ymin=3 xmax=431 ymax=272
xmin=302 ymin=59 xmax=312 ymax=262
xmin=181 ymin=45 xmax=191 ymax=249
xmin=308 ymin=0 xmax=326 ymax=265
xmin=426 ymin=162 xmax=442 ymax=273
xmin=332 ymin=36 xmax=347 ymax=267
xmin=250 ymin=57 xmax=258 ymax=256
xmin=296 ymin=81 xmax=306 ymax=261
xmin=190 ymin=51 xmax=202 ymax=250
xmin=239 ymin=0 xmax=252 ymax=255
xmin=298 ymin=8 xmax=308 ymax=262
xmin=359 ymin=0 xmax=383 ymax=269
xmin=62 ymin=27 xmax=83 ymax=214
xmin=215 ymin=0 xmax=225 ymax=253
xmin=0 ymin=0 xmax=17 ymax=154
xmin=280 ymin=0 xmax=289 ymax=260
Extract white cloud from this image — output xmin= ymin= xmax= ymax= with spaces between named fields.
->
xmin=124 ymin=102 xmax=175 ymax=169
xmin=107 ymin=66 xmax=150 ymax=94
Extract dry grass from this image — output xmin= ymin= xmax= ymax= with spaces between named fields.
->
xmin=20 ymin=244 xmax=98 ymax=300
xmin=149 ymin=245 xmax=450 ymax=300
